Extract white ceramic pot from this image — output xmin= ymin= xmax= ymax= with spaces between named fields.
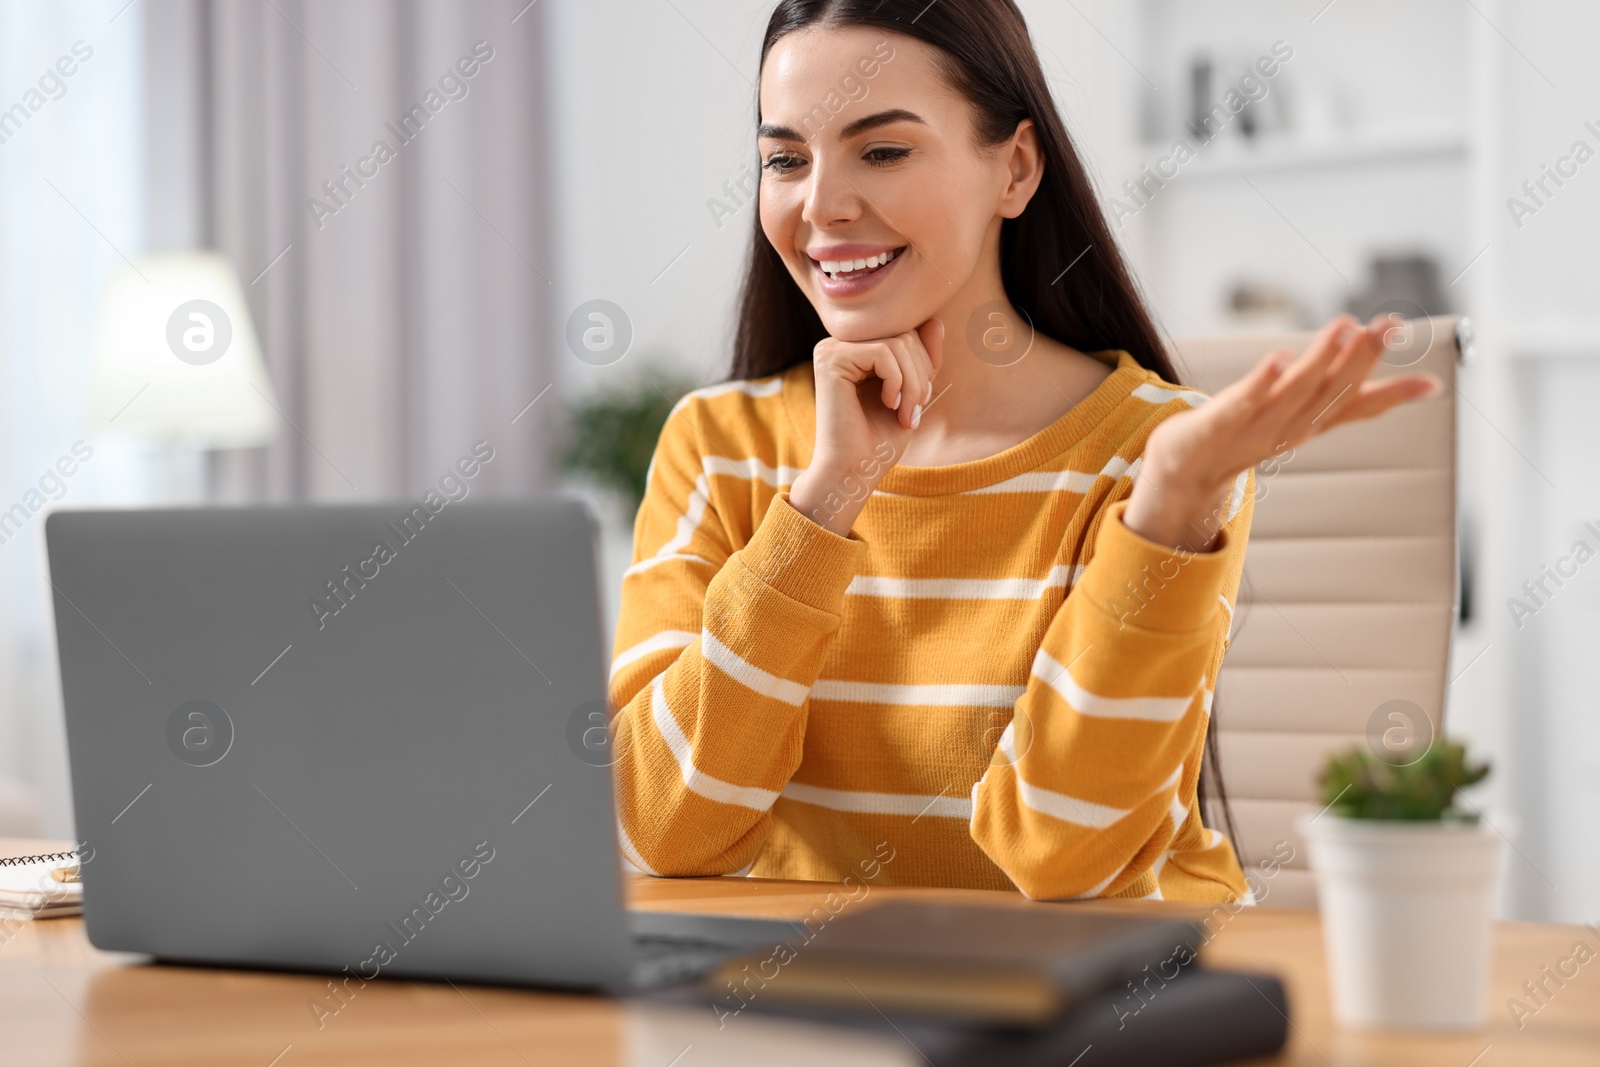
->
xmin=1297 ymin=813 xmax=1503 ymax=1031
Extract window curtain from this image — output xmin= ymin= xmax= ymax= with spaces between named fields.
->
xmin=0 ymin=0 xmax=557 ymax=837
xmin=1 ymin=0 xmax=148 ymax=835
xmin=145 ymin=0 xmax=558 ymax=502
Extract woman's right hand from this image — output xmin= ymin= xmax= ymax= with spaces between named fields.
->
xmin=788 ymin=318 xmax=944 ymax=536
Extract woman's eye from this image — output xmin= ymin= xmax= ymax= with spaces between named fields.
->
xmin=762 ymin=153 xmax=804 ymax=174
xmin=760 ymin=147 xmax=908 ymax=173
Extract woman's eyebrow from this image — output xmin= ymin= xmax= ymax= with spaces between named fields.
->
xmin=756 ymin=108 xmax=927 ymax=143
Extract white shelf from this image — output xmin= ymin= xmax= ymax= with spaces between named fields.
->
xmin=1136 ymin=126 xmax=1471 ymax=180
xmin=1503 ymin=322 xmax=1600 ymax=359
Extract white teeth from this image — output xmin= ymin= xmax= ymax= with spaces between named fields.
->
xmin=816 ymin=248 xmax=901 ymax=278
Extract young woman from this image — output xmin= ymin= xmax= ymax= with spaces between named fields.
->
xmin=607 ymin=0 xmax=1439 ymax=902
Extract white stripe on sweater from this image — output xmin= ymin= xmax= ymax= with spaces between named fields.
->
xmin=646 ymin=472 xmax=713 ymax=562
xmin=623 ymin=552 xmax=712 ymax=578
xmin=994 ymin=727 xmax=1130 ymax=828
xmin=632 ymin=452 xmax=796 ymax=576
xmin=702 ymin=454 xmax=803 ymax=487
xmin=1031 ymin=649 xmax=1196 ymax=722
xmin=668 ymin=377 xmax=784 ymax=417
xmin=610 ymin=630 xmax=696 ymax=680
xmin=1224 ymin=467 xmax=1249 ymax=523
xmin=781 ymin=781 xmax=974 ymax=818
xmin=1056 ymin=767 xmax=1184 ymax=902
xmin=1067 ymin=866 xmax=1126 ymax=900
xmin=617 ymin=819 xmax=658 ymax=876
xmin=987 ymin=730 xmax=1182 ymax=833
xmin=847 ymin=564 xmax=1082 ymax=600
xmin=1132 ymin=382 xmax=1207 ymax=407
xmin=966 ymin=774 xmax=1145 ymax=900
xmin=963 ymin=455 xmax=1142 ymax=495
xmin=1169 ymin=792 xmax=1190 ymax=831
xmin=811 ymin=680 xmax=1025 ymax=707
xmin=1150 ymin=848 xmax=1174 ymax=881
xmin=650 ymin=675 xmax=779 ymax=811
xmin=701 ymin=628 xmax=810 ymax=706
xmin=963 ymin=469 xmax=1096 ymax=495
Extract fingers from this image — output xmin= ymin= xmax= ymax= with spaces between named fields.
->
xmin=812 ymin=338 xmax=903 ymax=410
xmin=1157 ymin=322 xmax=1438 ymax=503
xmin=1297 ymin=313 xmax=1390 ymax=426
xmin=1241 ymin=347 xmax=1295 ymax=401
xmin=870 ymin=344 xmax=905 ymax=413
xmin=917 ymin=317 xmax=945 ymax=384
xmin=884 ymin=324 xmax=944 ymax=428
xmin=1319 ymin=374 xmax=1441 ymax=430
xmin=913 ymin=318 xmax=944 ymax=412
xmin=1271 ymin=314 xmax=1363 ymax=413
xmin=813 ymin=325 xmax=939 ymax=430
xmin=890 ymin=335 xmax=928 ymax=429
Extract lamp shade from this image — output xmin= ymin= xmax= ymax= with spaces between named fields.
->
xmin=86 ymin=252 xmax=278 ymax=448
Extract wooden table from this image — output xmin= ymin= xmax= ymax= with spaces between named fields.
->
xmin=3 ymin=839 xmax=1595 ymax=1065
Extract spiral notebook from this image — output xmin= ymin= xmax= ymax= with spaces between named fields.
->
xmin=0 ymin=850 xmax=84 ymax=920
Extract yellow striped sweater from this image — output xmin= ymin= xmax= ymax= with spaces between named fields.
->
xmin=609 ymin=349 xmax=1254 ymax=902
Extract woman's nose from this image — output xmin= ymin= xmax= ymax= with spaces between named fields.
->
xmin=802 ymin=154 xmax=864 ymax=228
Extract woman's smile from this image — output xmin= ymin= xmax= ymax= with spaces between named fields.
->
xmin=808 ymin=244 xmax=907 ymax=297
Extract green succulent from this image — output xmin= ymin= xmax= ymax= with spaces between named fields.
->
xmin=560 ymin=371 xmax=694 ymax=513
xmin=1318 ymin=740 xmax=1490 ymax=821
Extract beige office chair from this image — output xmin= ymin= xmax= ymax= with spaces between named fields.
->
xmin=1173 ymin=316 xmax=1466 ymax=908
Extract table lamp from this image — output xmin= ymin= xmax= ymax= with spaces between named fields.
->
xmin=86 ymin=252 xmax=277 ymax=449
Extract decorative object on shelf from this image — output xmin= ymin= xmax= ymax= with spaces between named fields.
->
xmin=1345 ymin=253 xmax=1450 ymax=322
xmin=1299 ymin=740 xmax=1500 ymax=1031
xmin=1221 ymin=279 xmax=1312 ymax=331
xmin=560 ymin=368 xmax=694 ymax=514
xmin=1185 ymin=54 xmax=1213 ymax=142
xmin=1296 ymin=74 xmax=1356 ymax=144
xmin=1182 ymin=45 xmax=1295 ymax=145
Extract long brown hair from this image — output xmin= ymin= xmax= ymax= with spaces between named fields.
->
xmin=732 ymin=0 xmax=1243 ymax=865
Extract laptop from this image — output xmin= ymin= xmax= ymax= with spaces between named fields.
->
xmin=45 ymin=497 xmax=795 ymax=990
xmin=46 ymin=497 xmax=1199 ymax=1004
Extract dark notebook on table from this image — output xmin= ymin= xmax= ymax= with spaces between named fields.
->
xmin=642 ymin=899 xmax=1289 ymax=1067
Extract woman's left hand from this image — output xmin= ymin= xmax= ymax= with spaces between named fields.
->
xmin=1122 ymin=313 xmax=1443 ymax=553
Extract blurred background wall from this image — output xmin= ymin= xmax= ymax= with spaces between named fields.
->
xmin=2 ymin=0 xmax=1595 ymax=923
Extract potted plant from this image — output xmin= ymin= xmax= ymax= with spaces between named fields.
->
xmin=1298 ymin=740 xmax=1499 ymax=1031
xmin=558 ymin=370 xmax=695 ymax=641
xmin=560 ymin=370 xmax=693 ymax=514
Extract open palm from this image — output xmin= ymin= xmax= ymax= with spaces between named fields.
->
xmin=1152 ymin=314 xmax=1440 ymax=494
xmin=1126 ymin=314 xmax=1442 ymax=551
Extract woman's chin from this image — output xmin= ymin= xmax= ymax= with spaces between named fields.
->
xmin=817 ymin=307 xmax=928 ymax=344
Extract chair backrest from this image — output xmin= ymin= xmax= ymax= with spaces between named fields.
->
xmin=1171 ymin=316 xmax=1465 ymax=908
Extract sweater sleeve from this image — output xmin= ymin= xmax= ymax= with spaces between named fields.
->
xmin=608 ymin=401 xmax=866 ymax=876
xmin=969 ymin=467 xmax=1254 ymax=900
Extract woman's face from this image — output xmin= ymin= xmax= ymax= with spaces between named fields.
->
xmin=758 ymin=27 xmax=1037 ymax=343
